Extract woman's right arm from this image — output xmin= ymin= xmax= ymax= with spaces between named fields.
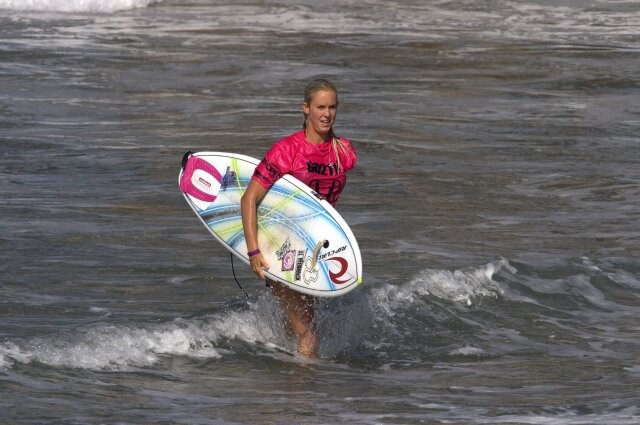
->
xmin=240 ymin=179 xmax=270 ymax=279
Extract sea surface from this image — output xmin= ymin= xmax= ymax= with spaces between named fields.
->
xmin=1 ymin=0 xmax=639 ymax=424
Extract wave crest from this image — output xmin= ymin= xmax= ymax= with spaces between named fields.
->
xmin=371 ymin=259 xmax=514 ymax=316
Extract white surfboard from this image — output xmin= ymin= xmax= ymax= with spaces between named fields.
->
xmin=179 ymin=151 xmax=363 ymax=297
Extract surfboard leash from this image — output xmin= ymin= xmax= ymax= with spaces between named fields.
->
xmin=229 ymin=253 xmax=250 ymax=299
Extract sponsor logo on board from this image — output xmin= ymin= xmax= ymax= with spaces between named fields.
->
xmin=294 ymin=250 xmax=306 ymax=281
xmin=197 ymin=176 xmax=211 ymax=188
xmin=282 ymin=251 xmax=296 ymax=271
xmin=303 ymin=257 xmax=319 ymax=285
xmin=276 ymin=238 xmax=291 ymax=260
xmin=277 ymin=238 xmax=297 ymax=272
xmin=221 ymin=166 xmax=236 ymax=191
xmin=326 ymin=256 xmax=350 ymax=285
xmin=317 ymin=245 xmax=347 ymax=261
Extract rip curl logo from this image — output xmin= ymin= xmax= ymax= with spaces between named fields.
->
xmin=318 ymin=245 xmax=346 ymax=261
xmin=327 ymin=256 xmax=350 ymax=285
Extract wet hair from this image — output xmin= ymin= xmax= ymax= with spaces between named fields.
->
xmin=302 ymin=78 xmax=348 ymax=171
xmin=303 ymin=78 xmax=339 ymax=110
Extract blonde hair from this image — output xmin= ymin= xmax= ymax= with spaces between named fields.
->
xmin=302 ymin=78 xmax=348 ymax=172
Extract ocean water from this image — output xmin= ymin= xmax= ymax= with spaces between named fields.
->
xmin=1 ymin=0 xmax=639 ymax=424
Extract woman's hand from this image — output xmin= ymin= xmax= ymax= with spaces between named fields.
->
xmin=249 ymin=252 xmax=270 ymax=280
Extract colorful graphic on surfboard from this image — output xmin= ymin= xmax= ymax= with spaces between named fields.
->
xmin=179 ymin=151 xmax=363 ymax=297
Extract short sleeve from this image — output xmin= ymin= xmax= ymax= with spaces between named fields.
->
xmin=339 ymin=138 xmax=357 ymax=172
xmin=251 ymin=139 xmax=295 ymax=189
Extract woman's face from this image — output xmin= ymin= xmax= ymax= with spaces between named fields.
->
xmin=303 ymin=89 xmax=338 ymax=141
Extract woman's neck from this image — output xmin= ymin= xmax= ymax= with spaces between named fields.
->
xmin=304 ymin=128 xmax=330 ymax=145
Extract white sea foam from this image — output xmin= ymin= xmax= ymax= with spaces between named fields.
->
xmin=449 ymin=346 xmax=484 ymax=356
xmin=0 ymin=322 xmax=222 ymax=370
xmin=0 ymin=297 xmax=291 ymax=371
xmin=371 ymin=259 xmax=515 ymax=317
xmin=0 ymin=0 xmax=161 ymax=13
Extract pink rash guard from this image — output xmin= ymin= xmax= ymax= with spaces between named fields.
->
xmin=252 ymin=130 xmax=357 ymax=206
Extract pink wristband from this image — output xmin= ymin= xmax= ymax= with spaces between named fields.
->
xmin=247 ymin=249 xmax=261 ymax=258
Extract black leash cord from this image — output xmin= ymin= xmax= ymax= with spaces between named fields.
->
xmin=230 ymin=253 xmax=250 ymax=299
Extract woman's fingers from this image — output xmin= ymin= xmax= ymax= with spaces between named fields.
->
xmin=251 ymin=254 xmax=269 ymax=280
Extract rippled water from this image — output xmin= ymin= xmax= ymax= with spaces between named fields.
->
xmin=1 ymin=0 xmax=639 ymax=424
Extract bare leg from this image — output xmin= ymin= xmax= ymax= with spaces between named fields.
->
xmin=268 ymin=279 xmax=317 ymax=357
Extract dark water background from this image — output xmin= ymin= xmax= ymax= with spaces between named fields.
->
xmin=1 ymin=0 xmax=639 ymax=423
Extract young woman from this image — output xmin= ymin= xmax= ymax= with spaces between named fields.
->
xmin=240 ymin=79 xmax=357 ymax=357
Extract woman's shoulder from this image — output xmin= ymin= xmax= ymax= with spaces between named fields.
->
xmin=269 ymin=130 xmax=305 ymax=152
xmin=262 ymin=130 xmax=305 ymax=172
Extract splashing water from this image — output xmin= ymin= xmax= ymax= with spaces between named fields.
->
xmin=0 ymin=261 xmax=512 ymax=370
xmin=0 ymin=296 xmax=295 ymax=370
